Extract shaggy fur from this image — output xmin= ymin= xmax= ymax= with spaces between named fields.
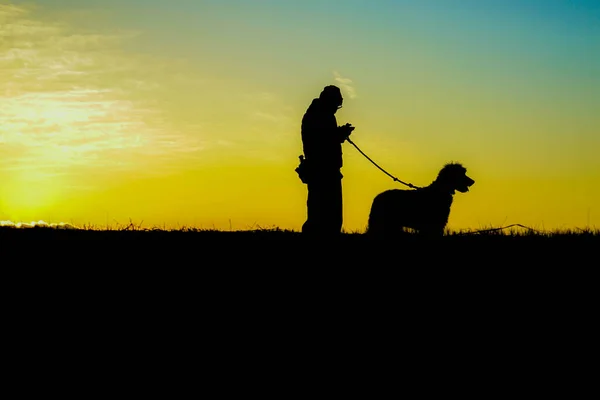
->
xmin=367 ymin=162 xmax=475 ymax=237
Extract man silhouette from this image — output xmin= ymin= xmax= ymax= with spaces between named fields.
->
xmin=299 ymin=85 xmax=355 ymax=236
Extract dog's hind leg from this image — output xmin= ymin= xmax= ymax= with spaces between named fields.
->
xmin=366 ymin=198 xmax=386 ymax=237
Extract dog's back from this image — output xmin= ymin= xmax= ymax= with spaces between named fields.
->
xmin=367 ymin=187 xmax=453 ymax=236
xmin=367 ymin=189 xmax=415 ymax=236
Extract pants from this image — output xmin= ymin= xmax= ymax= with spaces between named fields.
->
xmin=302 ymin=174 xmax=343 ymax=236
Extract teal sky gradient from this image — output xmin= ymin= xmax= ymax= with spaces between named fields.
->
xmin=29 ymin=1 xmax=599 ymax=106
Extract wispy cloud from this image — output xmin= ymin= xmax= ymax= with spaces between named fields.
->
xmin=242 ymin=91 xmax=295 ymax=145
xmin=0 ymin=3 xmax=26 ymax=18
xmin=333 ymin=70 xmax=358 ymax=99
xmin=0 ymin=3 xmax=205 ymax=178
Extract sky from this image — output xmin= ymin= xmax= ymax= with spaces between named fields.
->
xmin=1 ymin=0 xmax=599 ymax=231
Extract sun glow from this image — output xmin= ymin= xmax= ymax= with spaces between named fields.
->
xmin=0 ymin=3 xmax=208 ymax=222
xmin=1 ymin=170 xmax=64 ymax=217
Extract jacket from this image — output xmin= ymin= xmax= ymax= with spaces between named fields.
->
xmin=301 ymin=98 xmax=347 ymax=172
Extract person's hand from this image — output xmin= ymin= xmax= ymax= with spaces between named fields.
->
xmin=339 ymin=123 xmax=355 ymax=143
xmin=341 ymin=123 xmax=355 ymax=136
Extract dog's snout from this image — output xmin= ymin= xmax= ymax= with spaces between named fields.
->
xmin=467 ymin=177 xmax=475 ymax=186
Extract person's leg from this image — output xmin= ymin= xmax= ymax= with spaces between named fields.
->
xmin=329 ymin=177 xmax=343 ymax=234
xmin=302 ymin=182 xmax=326 ymax=234
xmin=303 ymin=176 xmax=343 ymax=236
xmin=315 ymin=177 xmax=342 ymax=235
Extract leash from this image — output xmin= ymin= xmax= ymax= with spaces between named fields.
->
xmin=346 ymin=138 xmax=421 ymax=189
xmin=456 ymin=224 xmax=541 ymax=235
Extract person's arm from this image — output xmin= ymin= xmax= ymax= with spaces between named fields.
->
xmin=301 ymin=113 xmax=318 ymax=158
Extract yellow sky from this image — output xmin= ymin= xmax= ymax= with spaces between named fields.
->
xmin=1 ymin=1 xmax=599 ymax=231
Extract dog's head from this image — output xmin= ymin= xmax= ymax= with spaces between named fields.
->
xmin=436 ymin=162 xmax=475 ymax=194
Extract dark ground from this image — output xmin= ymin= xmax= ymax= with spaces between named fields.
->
xmin=4 ymin=226 xmax=596 ymax=319
xmin=2 ymin=226 xmax=596 ymax=376
xmin=2 ymin=226 xmax=597 ymax=265
xmin=3 ymin=227 xmax=596 ymax=314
